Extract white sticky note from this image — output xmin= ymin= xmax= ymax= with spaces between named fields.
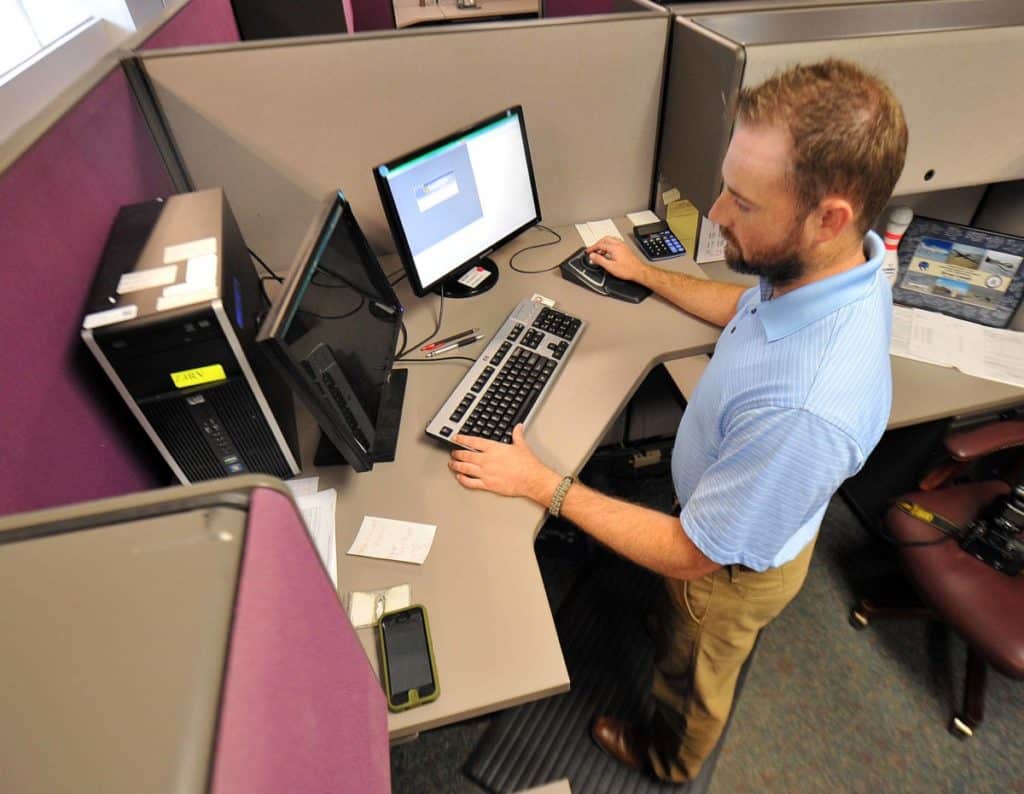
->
xmin=117 ymin=265 xmax=178 ymax=294
xmin=83 ymin=304 xmax=138 ymax=329
xmin=662 ymin=187 xmax=681 ymax=206
xmin=163 ymin=237 xmax=217 ymax=264
xmin=185 ymin=253 xmax=218 ymax=288
xmin=627 ymin=210 xmax=661 ymax=227
xmin=347 ymin=516 xmax=437 ymax=565
xmin=156 ymin=286 xmax=218 ymax=312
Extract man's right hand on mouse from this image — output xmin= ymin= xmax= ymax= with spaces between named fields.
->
xmin=587 ymin=237 xmax=646 ymax=283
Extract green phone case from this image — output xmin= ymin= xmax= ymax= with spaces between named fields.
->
xmin=378 ymin=604 xmax=441 ymax=712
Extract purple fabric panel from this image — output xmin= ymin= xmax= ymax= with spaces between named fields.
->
xmin=211 ymin=488 xmax=390 ymax=794
xmin=140 ymin=0 xmax=241 ymax=49
xmin=351 ymin=0 xmax=395 ymax=31
xmin=0 ymin=69 xmax=174 ymax=516
xmin=545 ymin=0 xmax=614 ymax=15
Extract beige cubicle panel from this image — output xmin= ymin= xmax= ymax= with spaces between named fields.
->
xmin=137 ymin=14 xmax=669 ymax=275
xmin=659 ymin=0 xmax=1024 ymax=215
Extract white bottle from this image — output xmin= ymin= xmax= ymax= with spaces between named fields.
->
xmin=881 ymin=206 xmax=914 ymax=285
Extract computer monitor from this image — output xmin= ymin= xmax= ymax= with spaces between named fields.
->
xmin=373 ymin=105 xmax=541 ymax=298
xmin=257 ymin=191 xmax=406 ymax=472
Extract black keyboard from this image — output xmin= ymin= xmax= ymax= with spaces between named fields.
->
xmin=426 ymin=298 xmax=585 ymax=444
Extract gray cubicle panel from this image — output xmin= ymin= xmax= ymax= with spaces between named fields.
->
xmin=135 ymin=14 xmax=670 ymax=274
xmin=659 ymin=0 xmax=1024 ymax=215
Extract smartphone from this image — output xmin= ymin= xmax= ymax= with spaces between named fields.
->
xmin=378 ymin=604 xmax=440 ymax=712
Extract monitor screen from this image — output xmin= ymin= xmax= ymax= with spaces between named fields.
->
xmin=373 ymin=106 xmax=540 ymax=297
xmin=257 ymin=191 xmax=405 ymax=472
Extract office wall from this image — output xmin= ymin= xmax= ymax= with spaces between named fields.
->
xmin=0 ymin=0 xmax=241 ymax=517
xmin=546 ymin=0 xmax=615 ymax=16
xmin=142 ymin=0 xmax=240 ymax=49
xmin=140 ymin=15 xmax=669 ymax=276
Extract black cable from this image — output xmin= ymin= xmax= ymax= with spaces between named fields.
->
xmin=397 ymin=288 xmax=445 ymax=359
xmin=395 ymin=320 xmax=408 ymax=358
xmin=249 ymin=247 xmax=282 ymax=282
xmin=399 ymin=356 xmax=476 ymax=365
xmin=877 ymin=523 xmax=956 ymax=548
xmin=508 ymin=224 xmax=564 ymax=274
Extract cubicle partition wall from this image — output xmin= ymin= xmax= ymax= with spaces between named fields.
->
xmin=659 ymin=1 xmax=1024 ymax=216
xmin=0 ymin=0 xmax=240 ymax=517
xmin=136 ymin=14 xmax=671 ymax=275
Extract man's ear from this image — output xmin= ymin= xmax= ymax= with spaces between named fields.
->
xmin=811 ymin=197 xmax=856 ymax=245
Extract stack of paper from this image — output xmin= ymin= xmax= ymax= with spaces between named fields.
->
xmin=575 ymin=219 xmax=624 ymax=247
xmin=891 ymin=306 xmax=1024 ymax=387
xmin=286 ymin=477 xmax=338 ymax=588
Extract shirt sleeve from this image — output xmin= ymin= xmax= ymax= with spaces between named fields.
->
xmin=679 ymin=405 xmax=864 ymax=571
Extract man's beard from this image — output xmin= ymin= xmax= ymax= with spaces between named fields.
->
xmin=722 ymin=226 xmax=807 ymax=287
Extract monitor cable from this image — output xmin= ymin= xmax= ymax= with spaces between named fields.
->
xmin=396 ymin=288 xmax=446 ymax=360
xmin=508 ymin=224 xmax=563 ymax=274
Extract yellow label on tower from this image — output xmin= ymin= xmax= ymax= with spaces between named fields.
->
xmin=170 ymin=364 xmax=226 ymax=389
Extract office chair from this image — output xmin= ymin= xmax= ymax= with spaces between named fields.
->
xmin=849 ymin=419 xmax=1024 ymax=738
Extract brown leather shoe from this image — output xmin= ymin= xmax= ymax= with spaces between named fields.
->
xmin=591 ymin=715 xmax=649 ymax=772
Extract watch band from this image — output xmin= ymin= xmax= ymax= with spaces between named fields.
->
xmin=548 ymin=475 xmax=575 ymax=518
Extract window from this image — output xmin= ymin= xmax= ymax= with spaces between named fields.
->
xmin=0 ymin=1 xmax=92 ymax=80
xmin=0 ymin=0 xmax=168 ymax=144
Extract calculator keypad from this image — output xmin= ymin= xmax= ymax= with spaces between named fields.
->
xmin=637 ymin=230 xmax=685 ymax=260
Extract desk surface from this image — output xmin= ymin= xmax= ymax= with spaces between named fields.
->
xmin=313 ymin=221 xmax=1022 ymax=739
xmin=309 ymin=220 xmax=719 ymax=737
xmin=394 ymin=0 xmax=539 ymax=28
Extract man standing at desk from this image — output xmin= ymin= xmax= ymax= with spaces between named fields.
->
xmin=449 ymin=59 xmax=907 ymax=783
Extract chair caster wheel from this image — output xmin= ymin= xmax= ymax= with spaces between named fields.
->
xmin=950 ymin=716 xmax=973 ymax=739
xmin=849 ymin=608 xmax=869 ymax=630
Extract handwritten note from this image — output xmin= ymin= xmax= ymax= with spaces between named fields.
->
xmin=347 ymin=516 xmax=437 ymax=565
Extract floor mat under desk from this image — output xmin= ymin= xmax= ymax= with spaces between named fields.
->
xmin=465 ymin=551 xmax=755 ymax=794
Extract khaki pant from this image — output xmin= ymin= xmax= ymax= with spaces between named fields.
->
xmin=647 ymin=538 xmax=817 ymax=783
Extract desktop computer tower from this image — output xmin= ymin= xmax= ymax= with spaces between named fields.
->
xmin=82 ymin=188 xmax=299 ymax=483
xmin=0 ymin=476 xmax=390 ymax=793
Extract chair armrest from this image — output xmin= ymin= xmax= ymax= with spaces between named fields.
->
xmin=945 ymin=420 xmax=1024 ymax=461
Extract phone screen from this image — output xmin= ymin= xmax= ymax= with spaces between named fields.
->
xmin=382 ymin=608 xmax=435 ymax=702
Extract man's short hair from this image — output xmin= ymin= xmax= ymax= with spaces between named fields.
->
xmin=736 ymin=59 xmax=908 ymax=235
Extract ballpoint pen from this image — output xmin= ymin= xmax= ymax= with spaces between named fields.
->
xmin=421 ymin=327 xmax=480 ymax=352
xmin=425 ymin=333 xmax=485 ymax=358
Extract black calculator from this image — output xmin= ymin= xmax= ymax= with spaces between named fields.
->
xmin=633 ymin=221 xmax=686 ymax=261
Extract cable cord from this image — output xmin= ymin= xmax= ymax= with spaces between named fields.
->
xmin=396 ymin=288 xmax=445 ymax=359
xmin=508 ymin=224 xmax=564 ymax=273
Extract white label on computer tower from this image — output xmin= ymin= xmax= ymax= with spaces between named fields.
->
xmin=163 ymin=237 xmax=217 ymax=264
xmin=83 ymin=304 xmax=138 ymax=329
xmin=185 ymin=254 xmax=218 ymax=288
xmin=117 ymin=265 xmax=178 ymax=294
xmin=156 ymin=286 xmax=218 ymax=312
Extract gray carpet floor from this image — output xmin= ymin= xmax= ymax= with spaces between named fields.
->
xmin=391 ymin=481 xmax=1024 ymax=793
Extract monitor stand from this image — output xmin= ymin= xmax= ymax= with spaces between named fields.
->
xmin=434 ymin=257 xmax=499 ymax=299
xmin=313 ymin=368 xmax=408 ymax=467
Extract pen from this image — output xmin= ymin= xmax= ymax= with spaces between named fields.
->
xmin=421 ymin=327 xmax=480 ymax=352
xmin=425 ymin=334 xmax=485 ymax=358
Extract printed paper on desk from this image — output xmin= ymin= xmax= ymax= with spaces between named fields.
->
xmin=296 ymin=488 xmax=338 ymax=588
xmin=286 ymin=476 xmax=320 ymax=498
xmin=696 ymin=217 xmax=727 ymax=264
xmin=575 ymin=219 xmax=624 ymax=247
xmin=348 ymin=516 xmax=437 ymax=565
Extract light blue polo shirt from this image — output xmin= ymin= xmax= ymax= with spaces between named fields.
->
xmin=672 ymin=231 xmax=891 ymax=571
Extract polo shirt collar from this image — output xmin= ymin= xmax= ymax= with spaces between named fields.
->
xmin=756 ymin=230 xmax=885 ymax=342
